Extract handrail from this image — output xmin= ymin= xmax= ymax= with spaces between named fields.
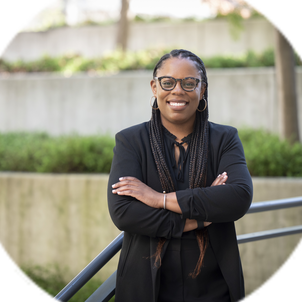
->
xmin=246 ymin=196 xmax=302 ymax=213
xmin=85 ymin=271 xmax=117 ymax=302
xmin=237 ymin=225 xmax=302 ymax=243
xmin=55 ymin=196 xmax=302 ymax=302
xmin=55 ymin=232 xmax=124 ymax=302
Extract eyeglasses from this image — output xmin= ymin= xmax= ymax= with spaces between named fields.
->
xmin=154 ymin=76 xmax=201 ymax=92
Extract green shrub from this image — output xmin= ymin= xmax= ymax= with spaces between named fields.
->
xmin=202 ymin=49 xmax=276 ymax=69
xmin=1 ymin=130 xmax=302 ymax=177
xmin=0 ymin=132 xmax=115 ymax=173
xmin=1 ymin=48 xmax=301 ymax=74
xmin=0 ymin=58 xmax=11 ymax=72
xmin=203 ymin=55 xmax=245 ymax=68
xmin=22 ymin=265 xmax=115 ymax=302
xmin=239 ymin=129 xmax=302 ymax=177
xmin=0 ymin=49 xmax=170 ymax=74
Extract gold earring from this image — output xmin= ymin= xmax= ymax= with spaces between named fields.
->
xmin=196 ymin=98 xmax=207 ymax=112
xmin=150 ymin=96 xmax=159 ymax=110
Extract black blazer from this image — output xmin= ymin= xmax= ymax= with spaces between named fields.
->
xmin=108 ymin=121 xmax=253 ymax=302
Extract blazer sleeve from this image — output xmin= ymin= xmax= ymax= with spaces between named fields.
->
xmin=107 ymin=130 xmax=185 ymax=239
xmin=176 ymin=126 xmax=253 ymax=223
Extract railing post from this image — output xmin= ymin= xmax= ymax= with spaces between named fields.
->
xmin=85 ymin=271 xmax=117 ymax=302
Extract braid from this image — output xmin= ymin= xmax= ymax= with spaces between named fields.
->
xmin=149 ymin=103 xmax=175 ymax=193
xmin=189 ymin=113 xmax=209 ymax=188
xmin=150 ymin=49 xmax=210 ymax=278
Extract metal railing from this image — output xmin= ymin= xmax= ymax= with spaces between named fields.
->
xmin=55 ymin=232 xmax=124 ymax=302
xmin=55 ymin=196 xmax=302 ymax=302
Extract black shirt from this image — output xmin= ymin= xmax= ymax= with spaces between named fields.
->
xmin=158 ymin=127 xmax=231 ymax=302
xmin=108 ymin=121 xmax=253 ymax=302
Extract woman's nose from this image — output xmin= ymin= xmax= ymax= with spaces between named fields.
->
xmin=172 ymin=80 xmax=184 ymax=93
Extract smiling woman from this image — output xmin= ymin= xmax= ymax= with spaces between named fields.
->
xmin=151 ymin=57 xmax=206 ymax=134
xmin=108 ymin=49 xmax=253 ymax=302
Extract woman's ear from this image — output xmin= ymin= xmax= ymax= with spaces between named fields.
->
xmin=150 ymin=79 xmax=157 ymax=97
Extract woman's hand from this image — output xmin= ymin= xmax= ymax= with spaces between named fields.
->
xmin=211 ymin=171 xmax=228 ymax=186
xmin=184 ymin=219 xmax=198 ymax=232
xmin=112 ymin=176 xmax=162 ymax=209
xmin=201 ymin=172 xmax=228 ymax=228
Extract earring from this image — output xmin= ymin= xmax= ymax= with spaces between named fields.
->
xmin=150 ymin=96 xmax=159 ymax=110
xmin=196 ymin=97 xmax=207 ymax=112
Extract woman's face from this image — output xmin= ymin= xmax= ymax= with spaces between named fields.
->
xmin=150 ymin=57 xmax=205 ymax=131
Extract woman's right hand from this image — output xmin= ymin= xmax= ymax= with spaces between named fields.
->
xmin=211 ymin=172 xmax=228 ymax=186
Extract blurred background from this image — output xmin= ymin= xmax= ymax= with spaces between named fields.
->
xmin=0 ymin=1 xmax=302 ymax=301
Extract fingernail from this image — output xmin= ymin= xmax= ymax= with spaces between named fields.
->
xmin=119 ymin=177 xmax=124 ymax=181
xmin=222 ymin=172 xmax=227 ymax=175
xmin=112 ymin=184 xmax=116 ymax=188
xmin=217 ymin=174 xmax=221 ymax=177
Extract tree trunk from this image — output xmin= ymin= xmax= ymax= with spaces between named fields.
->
xmin=116 ymin=0 xmax=130 ymax=52
xmin=62 ymin=0 xmax=68 ymax=25
xmin=274 ymin=28 xmax=300 ymax=143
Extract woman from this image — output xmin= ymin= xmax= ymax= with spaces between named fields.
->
xmin=108 ymin=49 xmax=253 ymax=302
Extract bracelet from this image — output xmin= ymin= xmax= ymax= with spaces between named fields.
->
xmin=163 ymin=191 xmax=166 ymax=209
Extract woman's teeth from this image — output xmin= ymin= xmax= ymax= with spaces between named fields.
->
xmin=169 ymin=102 xmax=186 ymax=106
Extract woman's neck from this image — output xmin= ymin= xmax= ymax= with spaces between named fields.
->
xmin=161 ymin=119 xmax=195 ymax=143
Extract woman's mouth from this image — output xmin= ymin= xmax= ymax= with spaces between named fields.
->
xmin=168 ymin=101 xmax=188 ymax=110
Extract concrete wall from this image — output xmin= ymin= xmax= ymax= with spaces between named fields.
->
xmin=1 ymin=68 xmax=302 ymax=140
xmin=0 ymin=172 xmax=301 ymax=295
xmin=2 ymin=19 xmax=275 ymax=61
xmin=0 ymin=173 xmax=120 ymax=283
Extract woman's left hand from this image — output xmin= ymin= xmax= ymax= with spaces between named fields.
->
xmin=112 ymin=176 xmax=162 ymax=209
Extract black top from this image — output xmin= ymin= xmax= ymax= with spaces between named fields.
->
xmin=162 ymin=126 xmax=199 ymax=235
xmin=108 ymin=121 xmax=253 ymax=302
xmin=158 ymin=127 xmax=230 ymax=302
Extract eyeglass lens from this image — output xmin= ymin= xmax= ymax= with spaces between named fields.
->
xmin=160 ymin=77 xmax=197 ymax=91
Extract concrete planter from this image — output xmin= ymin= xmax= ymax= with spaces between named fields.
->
xmin=0 ymin=173 xmax=301 ymax=295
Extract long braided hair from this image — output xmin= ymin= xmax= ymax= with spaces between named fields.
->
xmin=149 ymin=49 xmax=209 ymax=278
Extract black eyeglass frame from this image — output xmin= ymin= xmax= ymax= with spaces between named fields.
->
xmin=154 ymin=76 xmax=201 ymax=92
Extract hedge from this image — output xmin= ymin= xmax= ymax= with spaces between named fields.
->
xmin=238 ymin=129 xmax=302 ymax=177
xmin=0 ymin=132 xmax=115 ymax=173
xmin=1 ymin=48 xmax=301 ymax=74
xmin=1 ymin=130 xmax=302 ymax=176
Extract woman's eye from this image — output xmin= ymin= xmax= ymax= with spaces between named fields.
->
xmin=183 ymin=81 xmax=195 ymax=88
